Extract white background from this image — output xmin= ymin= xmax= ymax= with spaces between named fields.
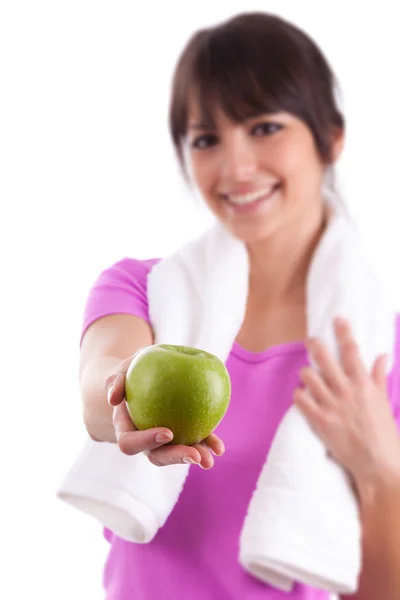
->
xmin=1 ymin=1 xmax=399 ymax=598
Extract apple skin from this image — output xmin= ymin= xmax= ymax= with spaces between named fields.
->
xmin=124 ymin=344 xmax=231 ymax=446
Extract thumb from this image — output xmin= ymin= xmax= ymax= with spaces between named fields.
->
xmin=105 ymin=349 xmax=148 ymax=406
xmin=371 ymin=353 xmax=389 ymax=392
xmin=105 ymin=372 xmax=126 ymax=406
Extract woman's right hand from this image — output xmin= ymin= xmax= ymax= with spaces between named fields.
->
xmin=105 ymin=355 xmax=225 ymax=470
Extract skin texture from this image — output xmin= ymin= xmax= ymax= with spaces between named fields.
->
xmin=87 ymin=98 xmax=400 ymax=597
xmin=187 ymin=108 xmax=331 ymax=246
xmin=80 ymin=314 xmax=224 ymax=468
xmin=107 ymin=106 xmax=344 ymax=467
xmin=183 ymin=105 xmax=400 ymax=598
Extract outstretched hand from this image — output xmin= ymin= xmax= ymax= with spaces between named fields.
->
xmin=105 ymin=355 xmax=225 ymax=469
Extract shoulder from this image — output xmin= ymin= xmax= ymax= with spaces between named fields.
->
xmin=81 ymin=257 xmax=161 ymax=340
xmin=88 ymin=256 xmax=162 ymax=296
xmin=96 ymin=256 xmax=161 ymax=285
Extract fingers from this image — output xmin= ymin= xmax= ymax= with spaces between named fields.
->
xmin=105 ymin=353 xmax=142 ymax=406
xmin=202 ymin=433 xmax=225 ymax=456
xmin=298 ymin=367 xmax=333 ymax=407
xmin=371 ymin=353 xmax=389 ymax=392
xmin=117 ymin=428 xmax=175 ymax=456
xmin=306 ymin=317 xmax=369 ymax=392
xmin=112 ymin=401 xmax=137 ymax=437
xmin=113 ymin=402 xmax=174 ymax=455
xmin=293 ymin=386 xmax=321 ymax=420
xmin=307 ymin=336 xmax=347 ymax=393
xmin=148 ymin=434 xmax=226 ymax=469
xmin=304 ymin=318 xmax=372 ymax=406
xmin=194 ymin=443 xmax=215 ymax=469
xmin=147 ymin=444 xmax=203 ymax=467
xmin=107 ymin=372 xmax=126 ymax=406
xmin=147 ymin=444 xmax=213 ymax=469
xmin=113 ymin=401 xmax=225 ymax=467
xmin=334 ymin=317 xmax=368 ymax=382
xmin=113 ymin=401 xmax=174 ymax=455
xmin=106 ymin=354 xmax=226 ymax=469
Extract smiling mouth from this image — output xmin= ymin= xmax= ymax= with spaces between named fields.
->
xmin=221 ymin=184 xmax=281 ymax=212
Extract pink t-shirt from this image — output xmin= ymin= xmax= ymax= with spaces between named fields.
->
xmin=82 ymin=257 xmax=400 ymax=600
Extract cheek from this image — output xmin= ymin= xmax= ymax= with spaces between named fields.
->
xmin=190 ymin=156 xmax=216 ymax=195
xmin=269 ymin=136 xmax=323 ymax=184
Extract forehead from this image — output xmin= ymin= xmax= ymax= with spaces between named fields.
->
xmin=187 ymin=96 xmax=291 ymax=134
xmin=187 ymin=92 xmax=260 ymax=132
xmin=188 ymin=99 xmax=228 ymax=128
xmin=185 ymin=76 xmax=287 ymax=133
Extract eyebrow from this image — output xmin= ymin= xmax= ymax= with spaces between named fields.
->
xmin=188 ymin=123 xmax=212 ymax=131
xmin=188 ymin=112 xmax=276 ymax=131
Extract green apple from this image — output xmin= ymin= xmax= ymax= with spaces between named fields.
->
xmin=124 ymin=344 xmax=231 ymax=446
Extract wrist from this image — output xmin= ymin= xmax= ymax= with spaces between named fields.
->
xmin=81 ymin=355 xmax=125 ymax=443
xmin=355 ymin=462 xmax=400 ymax=508
xmin=83 ymin=403 xmax=117 ymax=443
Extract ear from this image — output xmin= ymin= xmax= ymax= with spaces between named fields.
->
xmin=330 ymin=126 xmax=345 ymax=163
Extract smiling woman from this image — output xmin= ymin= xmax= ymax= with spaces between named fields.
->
xmin=169 ymin=13 xmax=344 ymax=246
xmin=71 ymin=10 xmax=400 ymax=600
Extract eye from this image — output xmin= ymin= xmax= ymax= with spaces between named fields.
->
xmin=191 ymin=134 xmax=218 ymax=150
xmin=251 ymin=122 xmax=283 ymax=137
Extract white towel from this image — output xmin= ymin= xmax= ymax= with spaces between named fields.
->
xmin=57 ymin=204 xmax=396 ymax=595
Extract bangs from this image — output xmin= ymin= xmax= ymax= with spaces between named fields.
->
xmin=169 ymin=13 xmax=343 ymax=170
xmin=190 ymin=30 xmax=303 ymax=130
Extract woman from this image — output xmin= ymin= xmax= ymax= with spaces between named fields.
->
xmin=79 ymin=12 xmax=400 ymax=600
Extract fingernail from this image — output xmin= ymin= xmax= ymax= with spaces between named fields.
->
xmin=155 ymin=432 xmax=173 ymax=444
xmin=107 ymin=384 xmax=114 ymax=405
xmin=208 ymin=445 xmax=224 ymax=456
xmin=182 ymin=457 xmax=199 ymax=464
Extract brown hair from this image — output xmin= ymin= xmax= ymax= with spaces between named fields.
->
xmin=169 ymin=12 xmax=345 ymax=176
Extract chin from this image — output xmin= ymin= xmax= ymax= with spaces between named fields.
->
xmin=223 ymin=223 xmax=276 ymax=244
xmin=208 ymin=190 xmax=284 ymax=244
xmin=222 ymin=220 xmax=281 ymax=245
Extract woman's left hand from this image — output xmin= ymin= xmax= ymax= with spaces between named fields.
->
xmin=294 ymin=317 xmax=400 ymax=492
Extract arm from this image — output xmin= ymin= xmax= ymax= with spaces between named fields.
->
xmin=341 ymin=470 xmax=400 ymax=600
xmin=79 ymin=313 xmax=153 ymax=442
xmin=79 ymin=312 xmax=223 ymax=466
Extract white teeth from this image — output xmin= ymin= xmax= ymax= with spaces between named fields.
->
xmin=228 ymin=187 xmax=276 ymax=205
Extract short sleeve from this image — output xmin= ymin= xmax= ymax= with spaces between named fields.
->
xmin=80 ymin=257 xmax=160 ymax=344
xmin=387 ymin=313 xmax=400 ymax=430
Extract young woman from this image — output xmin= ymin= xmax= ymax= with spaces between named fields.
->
xmin=79 ymin=12 xmax=400 ymax=600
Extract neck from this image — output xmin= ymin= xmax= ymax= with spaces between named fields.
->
xmin=246 ymin=203 xmax=327 ymax=307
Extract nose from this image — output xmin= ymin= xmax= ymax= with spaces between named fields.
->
xmin=220 ymin=130 xmax=258 ymax=183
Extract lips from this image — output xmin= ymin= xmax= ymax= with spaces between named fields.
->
xmin=219 ymin=183 xmax=281 ymax=215
xmin=221 ymin=183 xmax=281 ymax=205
